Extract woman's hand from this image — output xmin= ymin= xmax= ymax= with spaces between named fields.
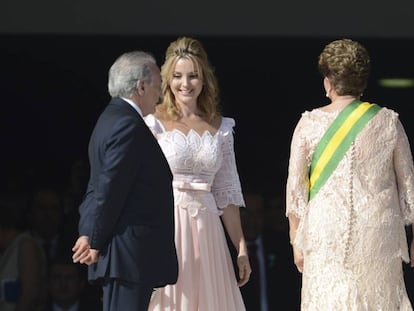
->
xmin=292 ymin=244 xmax=304 ymax=273
xmin=237 ymin=253 xmax=251 ymax=287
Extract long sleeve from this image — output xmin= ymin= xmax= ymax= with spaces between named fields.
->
xmin=211 ymin=118 xmax=245 ymax=209
xmin=286 ymin=114 xmax=311 ymax=220
xmin=393 ymin=118 xmax=414 ymax=224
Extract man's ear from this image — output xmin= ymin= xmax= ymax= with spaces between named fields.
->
xmin=136 ymin=80 xmax=144 ymax=95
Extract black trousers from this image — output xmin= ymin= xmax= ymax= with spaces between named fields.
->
xmin=102 ymin=278 xmax=153 ymax=311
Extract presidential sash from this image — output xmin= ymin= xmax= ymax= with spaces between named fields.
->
xmin=309 ymin=100 xmax=381 ymax=200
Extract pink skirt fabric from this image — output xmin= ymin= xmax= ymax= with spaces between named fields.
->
xmin=148 ymin=201 xmax=246 ymax=311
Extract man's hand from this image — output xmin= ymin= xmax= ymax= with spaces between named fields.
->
xmin=72 ymin=235 xmax=99 ymax=265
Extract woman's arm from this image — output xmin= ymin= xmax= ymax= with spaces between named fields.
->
xmin=221 ymin=204 xmax=251 ymax=287
xmin=411 ymin=224 xmax=414 ymax=267
xmin=288 ymin=213 xmax=304 ymax=273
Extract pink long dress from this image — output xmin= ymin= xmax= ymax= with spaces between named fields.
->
xmin=145 ymin=114 xmax=246 ymax=311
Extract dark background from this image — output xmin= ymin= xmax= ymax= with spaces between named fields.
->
xmin=1 ymin=0 xmax=414 ymax=194
xmin=1 ymin=1 xmax=414 ymax=309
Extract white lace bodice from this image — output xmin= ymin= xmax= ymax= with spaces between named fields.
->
xmin=145 ymin=114 xmax=245 ymax=216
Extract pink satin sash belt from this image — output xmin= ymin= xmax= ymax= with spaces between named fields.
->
xmin=172 ymin=181 xmax=211 ymax=192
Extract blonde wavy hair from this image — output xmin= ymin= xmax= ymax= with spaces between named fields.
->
xmin=158 ymin=37 xmax=221 ymax=121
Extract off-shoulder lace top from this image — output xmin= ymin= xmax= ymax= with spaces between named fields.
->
xmin=145 ymin=114 xmax=245 ymax=216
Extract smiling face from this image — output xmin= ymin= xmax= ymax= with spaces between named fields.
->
xmin=170 ymin=57 xmax=203 ymax=107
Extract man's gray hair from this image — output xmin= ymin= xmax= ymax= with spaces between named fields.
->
xmin=108 ymin=51 xmax=156 ymax=98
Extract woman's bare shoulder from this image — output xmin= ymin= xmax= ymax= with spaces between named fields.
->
xmin=211 ymin=115 xmax=222 ymax=130
xmin=154 ymin=106 xmax=170 ymax=121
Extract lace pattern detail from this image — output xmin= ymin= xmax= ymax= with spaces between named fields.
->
xmin=144 ymin=114 xmax=245 ymax=216
xmin=286 ymin=107 xmax=414 ymax=310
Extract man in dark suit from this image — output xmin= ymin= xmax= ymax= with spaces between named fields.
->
xmin=72 ymin=51 xmax=178 ymax=311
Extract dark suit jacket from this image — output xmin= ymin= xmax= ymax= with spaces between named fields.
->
xmin=78 ymin=97 xmax=178 ymax=287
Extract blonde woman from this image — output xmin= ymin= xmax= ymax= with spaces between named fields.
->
xmin=145 ymin=37 xmax=250 ymax=311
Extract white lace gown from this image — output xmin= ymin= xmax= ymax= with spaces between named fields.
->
xmin=286 ymin=107 xmax=414 ymax=310
xmin=144 ymin=114 xmax=246 ymax=311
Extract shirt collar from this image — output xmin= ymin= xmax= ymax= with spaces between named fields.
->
xmin=121 ymin=97 xmax=143 ymax=118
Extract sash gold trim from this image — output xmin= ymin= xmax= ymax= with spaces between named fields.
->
xmin=309 ymin=100 xmax=381 ymax=200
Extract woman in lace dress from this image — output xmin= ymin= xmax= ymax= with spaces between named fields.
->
xmin=286 ymin=38 xmax=414 ymax=310
xmin=144 ymin=36 xmax=251 ymax=310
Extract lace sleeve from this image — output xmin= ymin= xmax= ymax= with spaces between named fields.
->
xmin=286 ymin=113 xmax=312 ymax=219
xmin=211 ymin=118 xmax=245 ymax=209
xmin=393 ymin=117 xmax=414 ymax=224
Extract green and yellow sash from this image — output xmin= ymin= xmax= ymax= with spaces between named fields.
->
xmin=309 ymin=100 xmax=381 ymax=200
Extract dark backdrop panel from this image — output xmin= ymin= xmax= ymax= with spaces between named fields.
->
xmin=1 ymin=35 xmax=414 ymax=193
xmin=2 ymin=0 xmax=414 ymax=38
